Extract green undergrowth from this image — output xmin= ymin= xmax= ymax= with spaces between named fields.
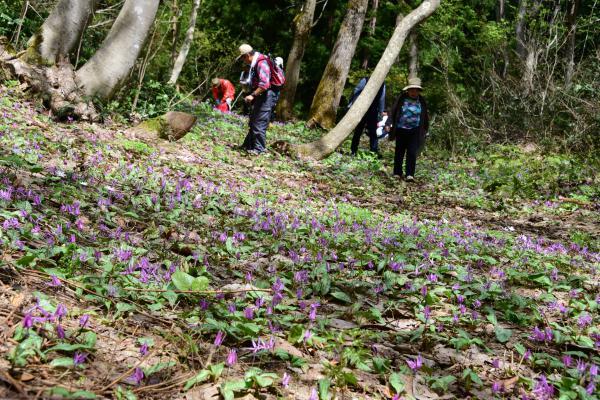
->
xmin=0 ymin=88 xmax=598 ymax=399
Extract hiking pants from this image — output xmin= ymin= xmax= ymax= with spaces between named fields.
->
xmin=242 ymin=90 xmax=277 ymax=152
xmin=394 ymin=129 xmax=420 ymax=177
xmin=351 ymin=111 xmax=379 ymax=154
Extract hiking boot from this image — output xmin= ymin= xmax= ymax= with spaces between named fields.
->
xmin=405 ymin=175 xmax=415 ymax=182
xmin=247 ymin=149 xmax=262 ymax=156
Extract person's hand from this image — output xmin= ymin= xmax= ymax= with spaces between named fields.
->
xmin=244 ymin=95 xmax=254 ymax=104
xmin=225 ymin=98 xmax=232 ymax=107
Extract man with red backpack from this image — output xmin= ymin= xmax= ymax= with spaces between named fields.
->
xmin=237 ymin=44 xmax=285 ymax=154
xmin=211 ymin=78 xmax=235 ymax=112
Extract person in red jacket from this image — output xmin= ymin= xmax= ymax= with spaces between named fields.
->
xmin=211 ymin=78 xmax=235 ymax=112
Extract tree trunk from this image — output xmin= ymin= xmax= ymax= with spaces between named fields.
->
xmin=565 ymin=0 xmax=580 ymax=88
xmin=515 ymin=0 xmax=528 ymax=61
xmin=170 ymin=0 xmax=181 ymax=65
xmin=76 ymin=0 xmax=160 ymax=99
xmin=168 ymin=0 xmax=201 ymax=85
xmin=296 ymin=0 xmax=440 ymax=159
xmin=361 ymin=0 xmax=379 ymax=69
xmin=307 ymin=0 xmax=369 ymax=129
xmin=496 ymin=0 xmax=509 ymax=78
xmin=25 ymin=0 xmax=97 ymax=65
xmin=408 ymin=31 xmax=418 ymax=79
xmin=275 ymin=0 xmax=317 ymax=121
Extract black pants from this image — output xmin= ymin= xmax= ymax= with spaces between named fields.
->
xmin=242 ymin=90 xmax=277 ymax=152
xmin=351 ymin=112 xmax=379 ymax=154
xmin=394 ymin=129 xmax=420 ymax=177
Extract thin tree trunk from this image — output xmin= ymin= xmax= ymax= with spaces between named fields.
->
xmin=361 ymin=0 xmax=379 ymax=69
xmin=307 ymin=0 xmax=369 ymax=129
xmin=168 ymin=0 xmax=201 ymax=85
xmin=275 ymin=0 xmax=317 ymax=121
xmin=296 ymin=0 xmax=441 ymax=159
xmin=565 ymin=0 xmax=580 ymax=87
xmin=75 ymin=0 xmax=160 ymax=99
xmin=497 ymin=0 xmax=509 ymax=78
xmin=515 ymin=0 xmax=528 ymax=61
xmin=25 ymin=0 xmax=97 ymax=65
xmin=171 ymin=0 xmax=181 ymax=65
xmin=408 ymin=31 xmax=418 ymax=78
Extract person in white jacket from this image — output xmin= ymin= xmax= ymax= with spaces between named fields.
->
xmin=376 ymin=111 xmax=389 ymax=139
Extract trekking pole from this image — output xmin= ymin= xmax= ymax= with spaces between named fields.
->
xmin=231 ymin=91 xmax=245 ymax=110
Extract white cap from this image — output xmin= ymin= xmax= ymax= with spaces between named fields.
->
xmin=237 ymin=44 xmax=253 ymax=59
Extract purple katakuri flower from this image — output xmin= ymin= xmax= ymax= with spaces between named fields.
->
xmin=309 ymin=388 xmax=318 ymax=400
xmin=492 ymin=381 xmax=503 ymax=393
xmin=139 ymin=343 xmax=149 ymax=356
xmin=562 ymin=355 xmax=572 ymax=368
xmin=523 ymin=349 xmax=532 ymax=361
xmin=423 ymin=306 xmax=431 ymax=322
xmin=48 ymin=275 xmax=62 ymax=287
xmin=586 ymin=381 xmax=596 ymax=395
xmin=56 ymin=325 xmax=65 ymax=339
xmin=22 ymin=313 xmax=34 ymax=329
xmin=79 ymin=314 xmax=90 ymax=328
xmin=589 ymin=364 xmax=598 ymax=377
xmin=54 ymin=303 xmax=67 ymax=320
xmin=407 ymin=355 xmax=423 ymax=371
xmin=309 ymin=302 xmax=320 ymax=321
xmin=303 ymin=330 xmax=312 ymax=342
xmin=492 ymin=359 xmax=500 ymax=369
xmin=577 ymin=359 xmax=587 ymax=374
xmin=244 ymin=307 xmax=255 ymax=320
xmin=214 ymin=331 xmax=226 ymax=347
xmin=129 ymin=367 xmax=144 ymax=385
xmin=73 ymin=351 xmax=87 ymax=366
xmin=281 ymin=372 xmax=290 ymax=388
xmin=226 ymin=349 xmax=237 ymax=366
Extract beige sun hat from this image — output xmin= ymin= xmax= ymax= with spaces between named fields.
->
xmin=237 ymin=44 xmax=253 ymax=59
xmin=211 ymin=78 xmax=221 ymax=86
xmin=403 ymin=77 xmax=423 ymax=91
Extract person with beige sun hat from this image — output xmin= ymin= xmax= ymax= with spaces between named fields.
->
xmin=385 ymin=77 xmax=429 ymax=181
xmin=237 ymin=43 xmax=285 ymax=154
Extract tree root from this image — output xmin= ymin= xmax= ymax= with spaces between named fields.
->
xmin=0 ymin=41 xmax=99 ymax=122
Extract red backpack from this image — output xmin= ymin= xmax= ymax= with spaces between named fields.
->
xmin=256 ymin=54 xmax=286 ymax=88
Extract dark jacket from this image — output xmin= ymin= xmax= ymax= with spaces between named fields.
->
xmin=348 ymin=77 xmax=386 ymax=116
xmin=385 ymin=93 xmax=429 ymax=140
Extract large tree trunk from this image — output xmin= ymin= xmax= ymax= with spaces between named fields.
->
xmin=565 ymin=0 xmax=580 ymax=88
xmin=296 ymin=0 xmax=440 ymax=160
xmin=307 ymin=0 xmax=369 ymax=129
xmin=168 ymin=0 xmax=201 ymax=85
xmin=76 ymin=0 xmax=160 ymax=99
xmin=275 ymin=0 xmax=317 ymax=121
xmin=24 ymin=0 xmax=97 ymax=65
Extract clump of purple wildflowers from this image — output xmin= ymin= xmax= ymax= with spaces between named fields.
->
xmin=532 ymin=375 xmax=554 ymax=399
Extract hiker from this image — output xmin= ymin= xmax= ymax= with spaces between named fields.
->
xmin=211 ymin=78 xmax=235 ymax=112
xmin=376 ymin=111 xmax=389 ymax=140
xmin=385 ymin=77 xmax=429 ymax=182
xmin=349 ymin=77 xmax=386 ymax=157
xmin=238 ymin=44 xmax=285 ymax=154
xmin=270 ymin=57 xmax=285 ymax=122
